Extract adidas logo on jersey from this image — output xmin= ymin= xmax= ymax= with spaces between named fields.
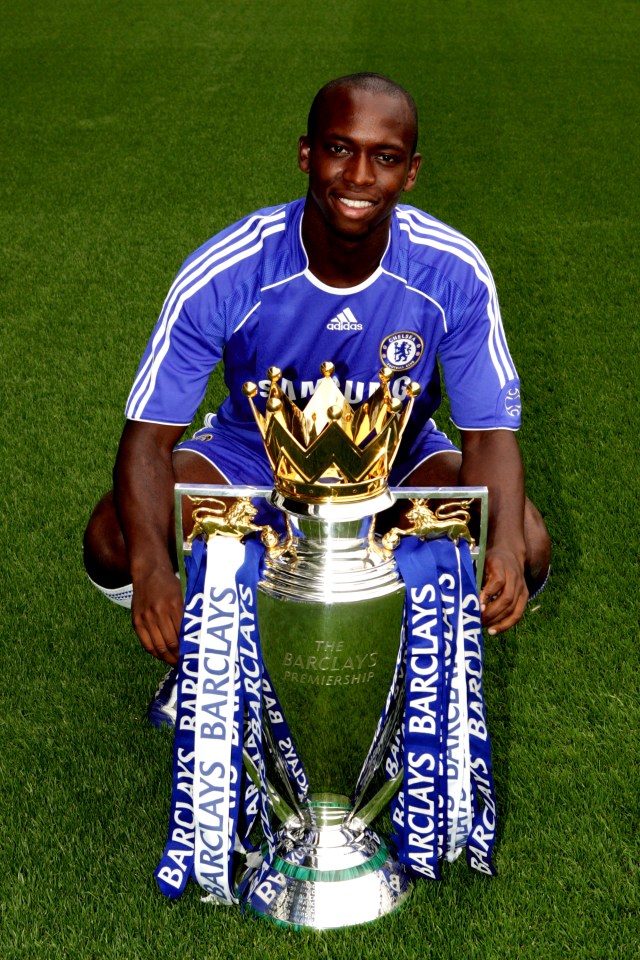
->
xmin=327 ymin=307 xmax=362 ymax=331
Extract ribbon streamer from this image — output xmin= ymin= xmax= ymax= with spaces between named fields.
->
xmin=156 ymin=530 xmax=497 ymax=903
xmin=390 ymin=536 xmax=497 ymax=877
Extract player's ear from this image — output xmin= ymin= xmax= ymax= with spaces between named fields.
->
xmin=403 ymin=153 xmax=422 ymax=193
xmin=298 ymin=136 xmax=311 ymax=174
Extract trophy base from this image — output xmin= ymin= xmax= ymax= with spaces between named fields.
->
xmin=240 ymin=795 xmax=412 ymax=930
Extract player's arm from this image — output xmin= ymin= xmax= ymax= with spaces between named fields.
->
xmin=459 ymin=429 xmax=528 ymax=634
xmin=114 ymin=419 xmax=186 ymax=664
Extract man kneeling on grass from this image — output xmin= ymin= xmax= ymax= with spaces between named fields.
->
xmin=83 ymin=73 xmax=550 ymax=727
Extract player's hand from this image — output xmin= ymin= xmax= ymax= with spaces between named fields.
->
xmin=131 ymin=566 xmax=183 ymax=665
xmin=479 ymin=547 xmax=529 ymax=636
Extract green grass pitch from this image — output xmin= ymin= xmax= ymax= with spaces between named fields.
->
xmin=0 ymin=1 xmax=637 ymax=957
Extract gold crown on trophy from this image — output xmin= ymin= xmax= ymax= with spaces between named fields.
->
xmin=242 ymin=362 xmax=421 ymax=503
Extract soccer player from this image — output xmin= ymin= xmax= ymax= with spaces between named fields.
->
xmin=84 ymin=73 xmax=550 ymax=693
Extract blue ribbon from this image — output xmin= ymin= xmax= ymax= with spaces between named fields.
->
xmin=460 ymin=556 xmax=497 ymax=875
xmin=234 ymin=538 xmax=278 ymax=902
xmin=157 ymin=529 xmax=497 ymax=901
xmin=389 ymin=536 xmax=497 ymax=879
xmin=393 ymin=536 xmax=446 ymax=879
xmin=262 ymin=667 xmax=309 ymax=802
xmin=155 ymin=538 xmax=207 ymax=898
xmin=157 ymin=534 xmax=310 ymax=902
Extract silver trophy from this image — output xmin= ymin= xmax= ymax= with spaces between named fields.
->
xmin=175 ymin=363 xmax=487 ymax=930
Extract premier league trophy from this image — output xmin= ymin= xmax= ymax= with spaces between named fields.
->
xmin=158 ymin=362 xmax=494 ymax=930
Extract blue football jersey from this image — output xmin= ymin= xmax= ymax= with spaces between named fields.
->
xmin=125 ymin=199 xmax=521 ymax=454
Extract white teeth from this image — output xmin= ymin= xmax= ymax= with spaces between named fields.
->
xmin=339 ymin=198 xmax=374 ymax=208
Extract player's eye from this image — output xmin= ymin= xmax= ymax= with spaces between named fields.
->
xmin=327 ymin=143 xmax=348 ymax=155
xmin=377 ymin=153 xmax=399 ymax=164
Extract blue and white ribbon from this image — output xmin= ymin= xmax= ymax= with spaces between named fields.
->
xmin=389 ymin=536 xmax=497 ymax=878
xmin=444 ymin=548 xmax=473 ymax=858
xmin=156 ymin=528 xmax=497 ymax=902
xmin=191 ymin=536 xmax=246 ymax=901
xmin=156 ymin=534 xmax=306 ymax=904
xmin=155 ymin=538 xmax=206 ymax=898
xmin=155 ymin=537 xmax=247 ymax=902
xmin=460 ymin=558 xmax=497 ymax=875
xmin=262 ymin=667 xmax=309 ymax=802
xmin=393 ymin=537 xmax=445 ymax=879
xmin=234 ymin=539 xmax=278 ymax=902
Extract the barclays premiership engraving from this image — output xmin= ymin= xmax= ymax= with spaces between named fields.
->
xmin=159 ymin=360 xmax=496 ymax=930
xmin=281 ymin=641 xmax=379 ymax=685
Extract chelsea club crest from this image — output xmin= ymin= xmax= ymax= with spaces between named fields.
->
xmin=379 ymin=332 xmax=424 ymax=371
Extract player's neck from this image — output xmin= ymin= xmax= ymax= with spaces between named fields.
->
xmin=301 ymin=202 xmax=391 ymax=288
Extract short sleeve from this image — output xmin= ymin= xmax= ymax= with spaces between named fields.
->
xmin=124 ymin=271 xmax=224 ymax=425
xmin=438 ymin=271 xmax=521 ymax=430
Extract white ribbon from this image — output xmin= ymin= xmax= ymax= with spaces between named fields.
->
xmin=192 ymin=537 xmax=244 ymax=903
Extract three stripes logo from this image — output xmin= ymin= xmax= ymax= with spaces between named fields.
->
xmin=327 ymin=307 xmax=362 ymax=331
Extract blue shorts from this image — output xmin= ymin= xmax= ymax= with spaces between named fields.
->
xmin=175 ymin=413 xmax=459 ymax=486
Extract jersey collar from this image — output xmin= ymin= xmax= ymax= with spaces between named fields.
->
xmin=287 ymin=197 xmax=398 ymax=291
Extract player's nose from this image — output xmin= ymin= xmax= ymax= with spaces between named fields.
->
xmin=343 ymin=152 xmax=375 ymax=186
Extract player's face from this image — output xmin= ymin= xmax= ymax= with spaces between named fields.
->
xmin=298 ymin=87 xmax=421 ymax=240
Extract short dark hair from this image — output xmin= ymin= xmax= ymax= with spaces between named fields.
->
xmin=307 ymin=73 xmax=419 ymax=153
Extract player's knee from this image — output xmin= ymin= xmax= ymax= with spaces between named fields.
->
xmin=83 ymin=493 xmax=129 ymax=586
xmin=404 ymin=451 xmax=462 ymax=487
xmin=172 ymin=448 xmax=228 ymax=484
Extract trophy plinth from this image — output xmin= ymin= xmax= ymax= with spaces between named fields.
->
xmin=243 ymin=797 xmax=411 ymax=929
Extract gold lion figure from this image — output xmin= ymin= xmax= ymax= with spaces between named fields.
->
xmin=187 ymin=497 xmax=264 ymax=543
xmin=187 ymin=497 xmax=296 ymax=561
xmin=382 ymin=498 xmax=475 ymax=551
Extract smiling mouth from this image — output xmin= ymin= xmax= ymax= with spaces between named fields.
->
xmin=337 ymin=197 xmax=376 ymax=209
